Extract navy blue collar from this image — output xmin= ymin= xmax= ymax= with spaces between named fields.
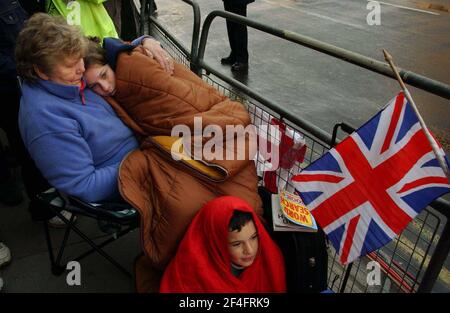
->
xmin=103 ymin=37 xmax=134 ymax=71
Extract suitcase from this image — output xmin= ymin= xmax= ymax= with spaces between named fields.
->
xmin=259 ymin=186 xmax=329 ymax=293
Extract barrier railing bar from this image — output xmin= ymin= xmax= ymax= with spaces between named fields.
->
xmin=413 ymin=213 xmax=441 ymax=291
xmin=430 ymin=198 xmax=450 ymax=218
xmin=200 ymin=61 xmax=334 ymax=146
xmin=197 ymin=10 xmax=450 ymax=100
xmin=181 ymin=0 xmax=201 ymax=71
xmin=143 ymin=0 xmax=201 ymax=69
xmin=418 ymin=220 xmax=450 ymax=292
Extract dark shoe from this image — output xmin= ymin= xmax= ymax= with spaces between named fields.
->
xmin=231 ymin=62 xmax=248 ymax=72
xmin=221 ymin=56 xmax=236 ymax=65
xmin=0 ymin=242 xmax=12 ymax=269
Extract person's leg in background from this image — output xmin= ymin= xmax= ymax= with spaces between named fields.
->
xmin=0 ymin=94 xmax=20 ymax=293
xmin=222 ymin=1 xmax=249 ymax=72
xmin=17 ymin=0 xmax=45 ymax=15
xmin=0 ymin=149 xmax=22 ymax=207
xmin=121 ymin=0 xmax=138 ymax=41
xmin=2 ymin=0 xmax=51 ymax=200
xmin=0 ymin=78 xmax=50 ymax=202
xmin=149 ymin=0 xmax=158 ymax=14
xmin=0 ymin=89 xmax=24 ymax=207
xmin=121 ymin=0 xmax=157 ymax=40
xmin=0 ymin=137 xmax=15 ymax=292
xmin=221 ymin=1 xmax=239 ymax=66
xmin=104 ymin=0 xmax=122 ymax=38
xmin=131 ymin=0 xmax=143 ymax=35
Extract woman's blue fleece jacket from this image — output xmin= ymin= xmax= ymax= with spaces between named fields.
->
xmin=18 ymin=37 xmax=150 ymax=203
xmin=18 ymin=79 xmax=139 ymax=203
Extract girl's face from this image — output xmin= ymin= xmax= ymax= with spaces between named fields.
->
xmin=84 ymin=63 xmax=117 ymax=97
xmin=227 ymin=220 xmax=259 ymax=268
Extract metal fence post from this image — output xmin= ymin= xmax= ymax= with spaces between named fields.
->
xmin=418 ymin=209 xmax=450 ymax=292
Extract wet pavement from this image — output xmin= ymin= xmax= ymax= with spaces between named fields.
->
xmin=156 ymin=0 xmax=449 ymax=146
xmin=0 ymin=155 xmax=139 ymax=292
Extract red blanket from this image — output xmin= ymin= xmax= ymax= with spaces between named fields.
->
xmin=160 ymin=196 xmax=286 ymax=293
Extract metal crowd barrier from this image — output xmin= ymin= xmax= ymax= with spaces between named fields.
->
xmin=141 ymin=0 xmax=450 ymax=293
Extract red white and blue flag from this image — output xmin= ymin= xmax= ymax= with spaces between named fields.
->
xmin=292 ymin=92 xmax=450 ymax=265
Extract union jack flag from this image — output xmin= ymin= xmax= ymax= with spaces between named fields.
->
xmin=292 ymin=92 xmax=450 ymax=264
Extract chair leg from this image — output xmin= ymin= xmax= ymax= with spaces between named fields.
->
xmin=43 ymin=221 xmax=66 ymax=276
xmin=54 ymin=214 xmax=76 ymax=264
xmin=73 ymin=225 xmax=136 ymax=278
xmin=47 ymin=210 xmax=133 ymax=278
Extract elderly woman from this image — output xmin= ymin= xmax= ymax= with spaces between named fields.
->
xmin=15 ymin=13 xmax=171 ymax=203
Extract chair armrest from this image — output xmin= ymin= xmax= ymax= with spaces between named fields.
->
xmin=66 ymin=196 xmax=138 ymax=222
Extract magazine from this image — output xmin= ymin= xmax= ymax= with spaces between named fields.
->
xmin=271 ymin=189 xmax=318 ymax=233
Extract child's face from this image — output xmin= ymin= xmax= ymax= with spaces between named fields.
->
xmin=84 ymin=63 xmax=117 ymax=97
xmin=227 ymin=220 xmax=259 ymax=268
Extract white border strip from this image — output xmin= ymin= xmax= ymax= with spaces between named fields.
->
xmin=263 ymin=0 xmax=366 ymax=30
xmin=370 ymin=0 xmax=440 ymax=16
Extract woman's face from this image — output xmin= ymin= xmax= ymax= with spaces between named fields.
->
xmin=39 ymin=56 xmax=85 ymax=87
xmin=227 ymin=220 xmax=259 ymax=268
xmin=84 ymin=64 xmax=117 ymax=97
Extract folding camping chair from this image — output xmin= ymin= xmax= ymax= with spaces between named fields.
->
xmin=29 ymin=189 xmax=139 ymax=278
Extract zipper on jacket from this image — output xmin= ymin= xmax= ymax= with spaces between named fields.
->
xmin=79 ymin=80 xmax=86 ymax=105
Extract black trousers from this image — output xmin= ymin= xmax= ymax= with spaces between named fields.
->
xmin=0 ymin=89 xmax=25 ymax=169
xmin=223 ymin=1 xmax=249 ymax=63
xmin=17 ymin=0 xmax=45 ymax=15
xmin=0 ymin=89 xmax=50 ymax=196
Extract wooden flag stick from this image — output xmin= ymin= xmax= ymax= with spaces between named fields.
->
xmin=383 ymin=49 xmax=450 ymax=182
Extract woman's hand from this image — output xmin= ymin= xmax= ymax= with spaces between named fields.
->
xmin=142 ymin=38 xmax=174 ymax=75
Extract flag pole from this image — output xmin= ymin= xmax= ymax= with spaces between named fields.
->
xmin=383 ymin=49 xmax=450 ymax=182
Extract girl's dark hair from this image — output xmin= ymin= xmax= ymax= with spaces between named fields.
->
xmin=84 ymin=37 xmax=107 ymax=69
xmin=228 ymin=210 xmax=254 ymax=232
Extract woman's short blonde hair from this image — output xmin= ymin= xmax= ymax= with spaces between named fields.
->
xmin=15 ymin=13 xmax=88 ymax=82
